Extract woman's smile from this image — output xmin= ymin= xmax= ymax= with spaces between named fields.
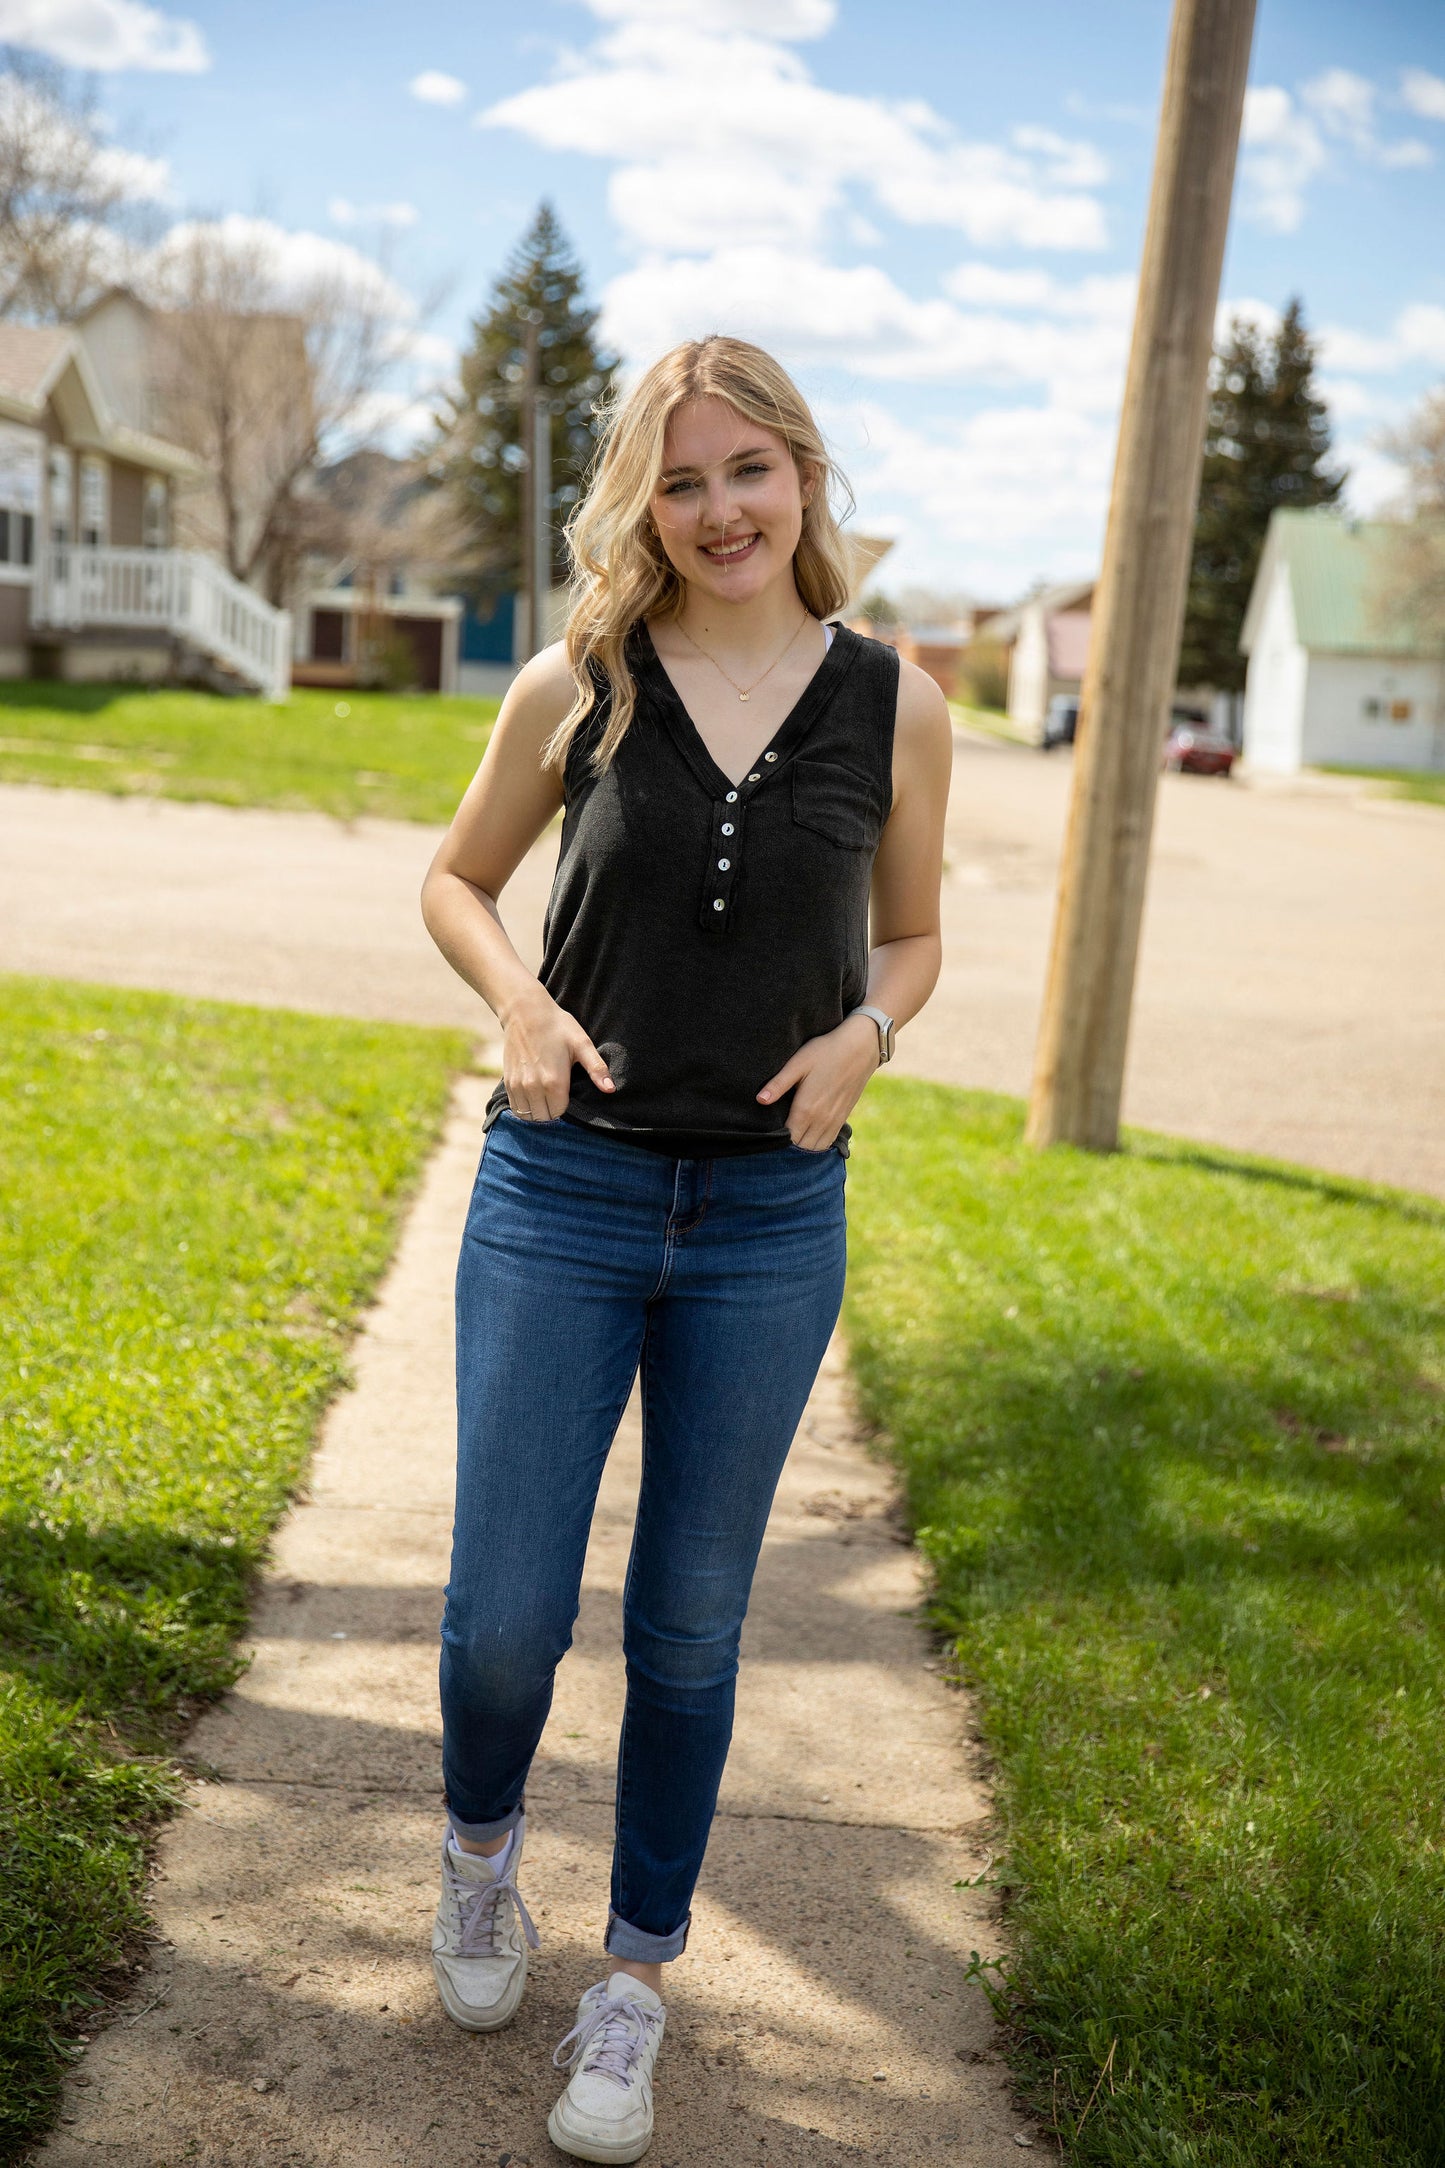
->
xmin=698 ymin=531 xmax=761 ymax=564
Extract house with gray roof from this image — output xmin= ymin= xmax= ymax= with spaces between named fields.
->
xmin=1240 ymin=509 xmax=1444 ymax=774
xmin=0 ymin=307 xmax=290 ymax=698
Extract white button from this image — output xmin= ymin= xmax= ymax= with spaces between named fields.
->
xmin=725 ymin=791 xmax=738 ymax=803
xmin=721 ymin=822 xmax=734 ymax=836
xmin=747 ymin=772 xmax=760 ymax=782
xmin=713 ymin=898 xmax=725 ymax=911
xmin=764 ymin=751 xmax=778 ymax=762
xmin=718 ymin=858 xmax=730 ymax=871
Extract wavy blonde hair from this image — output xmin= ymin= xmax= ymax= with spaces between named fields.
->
xmin=546 ymin=336 xmax=855 ymax=775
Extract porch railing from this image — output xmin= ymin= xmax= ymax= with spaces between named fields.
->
xmin=32 ymin=544 xmax=292 ymax=701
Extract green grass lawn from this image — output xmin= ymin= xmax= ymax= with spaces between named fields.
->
xmin=0 ymin=681 xmax=501 ymax=823
xmin=1320 ymin=763 xmax=1445 ymax=808
xmin=0 ymin=977 xmax=468 ymax=2157
xmin=845 ymin=1079 xmax=1445 ymax=2168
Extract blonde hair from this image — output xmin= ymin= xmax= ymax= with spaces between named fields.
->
xmin=547 ymin=336 xmax=855 ymax=775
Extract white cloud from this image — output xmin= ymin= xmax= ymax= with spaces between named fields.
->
xmin=600 ymin=246 xmax=1133 ymax=410
xmin=1303 ymin=65 xmax=1434 ymax=169
xmin=409 ymin=69 xmax=467 ymax=107
xmin=1301 ymin=67 xmax=1377 ymax=152
xmin=1214 ymin=293 xmax=1282 ymax=344
xmin=481 ymin=1 xmax=1108 ymax=255
xmin=1320 ymin=303 xmax=1445 ymax=375
xmin=343 ymin=387 xmax=437 ymax=449
xmin=1335 ymin=432 xmax=1408 ymax=517
xmin=0 ymin=69 xmax=174 ymax=202
xmin=831 ymin=396 xmax=1113 ymax=591
xmin=1314 ymin=375 xmax=1378 ymax=422
xmin=944 ymin=264 xmax=1059 ymax=312
xmin=945 ymin=263 xmax=1135 ymax=321
xmin=1400 ymin=67 xmax=1445 ymax=123
xmin=1240 ymin=70 xmax=1435 ymax=229
xmin=607 ymin=161 xmax=836 ymax=253
xmin=150 ymin=215 xmax=416 ymax=322
xmin=92 ymin=140 xmax=172 ymax=202
xmin=585 ymin=0 xmax=836 ymax=33
xmin=1009 ymin=125 xmax=1109 ymax=190
xmin=398 ymin=329 xmax=457 ymax=372
xmin=329 ymin=196 xmax=419 ymax=230
xmin=1377 ymin=138 xmax=1433 ymax=170
xmin=0 ymin=0 xmax=207 ymax=71
xmin=1239 ymin=86 xmax=1326 ymax=233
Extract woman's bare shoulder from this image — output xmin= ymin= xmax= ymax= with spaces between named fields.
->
xmin=494 ymin=641 xmax=578 ymax=739
xmin=894 ymin=655 xmax=952 ymax=751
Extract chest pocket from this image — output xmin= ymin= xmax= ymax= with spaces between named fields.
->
xmin=791 ymin=758 xmax=881 ymax=852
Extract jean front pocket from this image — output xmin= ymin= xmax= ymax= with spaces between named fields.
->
xmin=790 ymin=758 xmax=880 ymax=851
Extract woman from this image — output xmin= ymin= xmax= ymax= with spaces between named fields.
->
xmin=420 ymin=335 xmax=950 ymax=2163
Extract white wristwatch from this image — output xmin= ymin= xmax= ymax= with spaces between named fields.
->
xmin=850 ymin=1004 xmax=895 ymax=1063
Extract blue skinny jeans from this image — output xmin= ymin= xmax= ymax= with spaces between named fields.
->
xmin=440 ymin=1109 xmax=847 ymax=1962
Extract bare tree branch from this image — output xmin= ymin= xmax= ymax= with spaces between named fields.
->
xmin=0 ymin=51 xmax=158 ymax=321
xmin=1372 ymin=386 xmax=1445 ymax=655
xmin=146 ymin=221 xmax=411 ymax=603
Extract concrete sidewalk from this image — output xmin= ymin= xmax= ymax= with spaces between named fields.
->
xmin=41 ymin=1079 xmax=1024 ymax=2168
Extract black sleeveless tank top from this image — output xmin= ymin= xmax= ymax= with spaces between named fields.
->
xmin=483 ymin=619 xmax=900 ymax=1158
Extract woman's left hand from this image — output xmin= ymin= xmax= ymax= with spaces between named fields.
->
xmin=756 ymin=1013 xmax=881 ymax=1152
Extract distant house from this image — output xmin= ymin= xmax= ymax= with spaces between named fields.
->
xmin=1241 ymin=509 xmax=1445 ymax=774
xmin=985 ymin=579 xmax=1095 ymax=740
xmin=0 ymin=305 xmax=289 ymax=696
xmin=903 ymin=625 xmax=971 ymax=699
xmin=293 ymin=451 xmax=462 ymax=696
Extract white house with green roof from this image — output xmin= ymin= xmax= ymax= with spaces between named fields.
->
xmin=1240 ymin=509 xmax=1444 ymax=774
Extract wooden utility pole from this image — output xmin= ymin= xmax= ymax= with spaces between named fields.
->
xmin=532 ymin=391 xmax=552 ymax=652
xmin=1026 ymin=0 xmax=1256 ymax=1151
xmin=519 ymin=311 xmax=540 ymax=660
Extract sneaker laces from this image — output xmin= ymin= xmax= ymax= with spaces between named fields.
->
xmin=552 ymin=1991 xmax=660 ymax=2088
xmin=442 ymin=1840 xmax=539 ymax=1956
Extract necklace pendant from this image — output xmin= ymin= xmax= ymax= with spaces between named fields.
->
xmin=738 ymin=691 xmax=750 ymax=702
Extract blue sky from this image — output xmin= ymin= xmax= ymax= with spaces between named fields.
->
xmin=31 ymin=0 xmax=1445 ymax=597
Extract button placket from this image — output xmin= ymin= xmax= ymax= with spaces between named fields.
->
xmin=696 ymin=741 xmax=790 ymax=934
xmin=699 ymin=792 xmax=749 ymax=934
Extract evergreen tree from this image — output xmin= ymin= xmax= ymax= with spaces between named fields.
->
xmin=430 ymin=203 xmax=616 ymax=598
xmin=1179 ymin=299 xmax=1344 ymax=691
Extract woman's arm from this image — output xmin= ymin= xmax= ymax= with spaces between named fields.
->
xmin=420 ymin=646 xmax=618 ymax=1122
xmin=757 ymin=657 xmax=953 ymax=1149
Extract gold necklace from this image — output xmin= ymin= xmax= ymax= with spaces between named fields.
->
xmin=672 ymin=608 xmax=812 ymax=703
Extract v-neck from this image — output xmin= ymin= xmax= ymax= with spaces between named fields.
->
xmin=634 ymin=617 xmax=859 ymax=799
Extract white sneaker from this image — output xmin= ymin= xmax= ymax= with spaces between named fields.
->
xmin=547 ymin=1971 xmax=666 ymax=2164
xmin=430 ymin=1818 xmax=538 ymax=2032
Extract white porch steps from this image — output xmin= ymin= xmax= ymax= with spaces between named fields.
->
xmin=32 ymin=545 xmax=292 ymax=701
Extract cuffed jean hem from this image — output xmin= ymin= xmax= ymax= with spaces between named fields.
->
xmin=446 ymin=1800 xmax=525 ymax=1845
xmin=604 ymin=1906 xmax=690 ymax=1963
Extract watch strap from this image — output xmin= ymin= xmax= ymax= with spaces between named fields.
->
xmin=850 ymin=1004 xmax=895 ymax=1062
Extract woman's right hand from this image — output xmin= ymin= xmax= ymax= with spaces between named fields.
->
xmin=501 ymin=986 xmax=614 ymax=1123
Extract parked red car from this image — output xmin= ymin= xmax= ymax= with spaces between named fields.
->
xmin=1163 ymin=711 xmax=1236 ymax=776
